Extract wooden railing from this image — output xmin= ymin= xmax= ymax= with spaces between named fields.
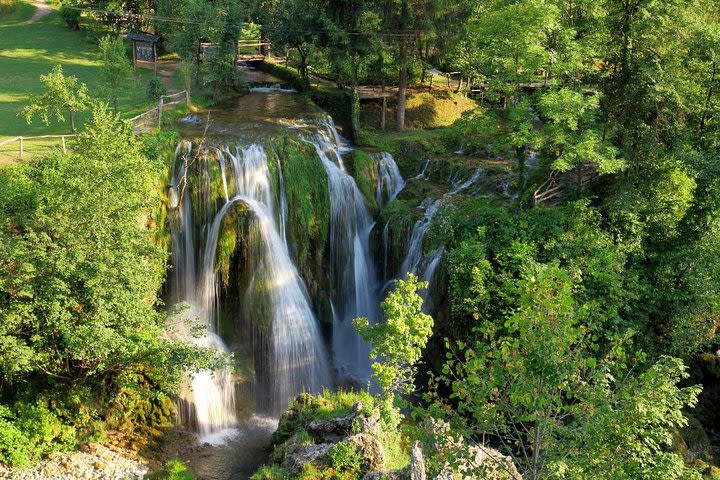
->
xmin=129 ymin=90 xmax=190 ymax=134
xmin=0 ymin=134 xmax=75 ymax=159
xmin=2 ymin=90 xmax=191 ymax=160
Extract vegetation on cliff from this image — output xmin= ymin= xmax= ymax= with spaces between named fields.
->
xmin=0 ymin=106 xmax=219 ymax=466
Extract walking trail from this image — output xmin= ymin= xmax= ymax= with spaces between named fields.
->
xmin=21 ymin=0 xmax=51 ymax=25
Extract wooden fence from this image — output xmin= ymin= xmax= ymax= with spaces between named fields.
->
xmin=129 ymin=90 xmax=190 ymax=134
xmin=1 ymin=90 xmax=190 ymax=161
xmin=0 ymin=134 xmax=74 ymax=160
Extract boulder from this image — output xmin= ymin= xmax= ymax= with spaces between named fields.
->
xmin=287 ymin=443 xmax=334 ymax=472
xmin=348 ymin=433 xmax=386 ymax=471
xmin=308 ymin=402 xmax=364 ymax=441
xmin=363 ymin=469 xmax=409 ymax=480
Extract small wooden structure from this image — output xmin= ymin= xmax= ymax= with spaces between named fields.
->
xmin=127 ymin=32 xmax=161 ymax=74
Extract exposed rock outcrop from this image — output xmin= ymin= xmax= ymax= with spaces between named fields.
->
xmin=0 ymin=444 xmax=148 ymax=480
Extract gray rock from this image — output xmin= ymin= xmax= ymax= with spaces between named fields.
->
xmin=410 ymin=441 xmax=426 ymax=480
xmin=308 ymin=402 xmax=365 ymax=441
xmin=348 ymin=433 xmax=386 ymax=471
xmin=287 ymin=443 xmax=334 ymax=472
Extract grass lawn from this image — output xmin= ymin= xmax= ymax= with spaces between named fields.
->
xmin=0 ymin=1 xmax=36 ymax=25
xmin=0 ymin=7 xmax=183 ymax=151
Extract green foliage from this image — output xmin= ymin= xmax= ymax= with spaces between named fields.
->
xmin=327 ymin=442 xmax=362 ymax=472
xmin=250 ymin=464 xmax=287 ymax=480
xmin=0 ymin=104 xmax=216 ymax=465
xmin=354 ymin=275 xmax=434 ymax=397
xmin=0 ymin=403 xmax=75 ymax=467
xmin=152 ymin=459 xmax=197 ymax=480
xmin=436 ymin=260 xmax=702 ymax=479
xmin=19 ymin=65 xmax=90 ymax=133
xmin=59 ymin=3 xmax=80 ymax=30
xmin=147 ymin=77 xmax=167 ymax=100
xmin=98 ymin=35 xmax=133 ymax=113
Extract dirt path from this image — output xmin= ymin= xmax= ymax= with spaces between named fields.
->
xmin=21 ymin=0 xmax=51 ymax=25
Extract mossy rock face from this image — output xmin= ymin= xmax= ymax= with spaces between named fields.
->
xmin=184 ymin=149 xmax=232 ymax=232
xmin=267 ymin=136 xmax=331 ymax=317
xmin=345 ymin=150 xmax=379 ymax=214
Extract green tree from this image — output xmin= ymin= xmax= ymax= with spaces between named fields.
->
xmin=99 ymin=35 xmax=133 ymax=113
xmin=19 ymin=65 xmax=90 ymax=133
xmin=436 ymin=261 xmax=701 ymax=480
xmin=171 ymin=0 xmax=216 ymax=87
xmin=266 ymin=0 xmax=324 ymax=87
xmin=537 ymin=88 xmax=624 ymax=175
xmin=204 ymin=0 xmax=247 ymax=99
xmin=0 ymin=104 xmax=218 ymax=463
xmin=353 ymin=274 xmax=434 ymax=398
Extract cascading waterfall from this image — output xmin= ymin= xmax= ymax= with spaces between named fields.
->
xmin=170 ymin=144 xmax=238 ymax=446
xmin=221 ymin=145 xmax=331 ymax=413
xmin=171 ymin=139 xmax=332 ymax=440
xmin=392 ymin=169 xmax=484 ymax=308
xmin=398 ymin=198 xmax=442 ymax=278
xmin=305 ymin=117 xmax=381 ymax=382
xmin=374 ymin=152 xmax=405 ymax=209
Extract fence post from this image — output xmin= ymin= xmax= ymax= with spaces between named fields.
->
xmin=185 ymin=90 xmax=189 ymax=105
xmin=19 ymin=137 xmax=23 ymax=159
xmin=158 ymin=97 xmax=164 ymax=129
xmin=62 ymin=136 xmax=66 ymax=153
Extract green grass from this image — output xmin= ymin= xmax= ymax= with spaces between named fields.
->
xmin=0 ymin=8 xmax=183 ymax=145
xmin=0 ymin=1 xmax=36 ymax=25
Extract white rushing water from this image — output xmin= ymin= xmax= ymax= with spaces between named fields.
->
xmin=398 ymin=198 xmax=442 ymax=278
xmin=374 ymin=152 xmax=405 ymax=209
xmin=170 ymin=144 xmax=238 ymax=446
xmin=171 ymin=140 xmax=333 ymax=440
xmin=222 ymin=145 xmax=331 ymax=413
xmin=304 ymin=117 xmax=381 ymax=382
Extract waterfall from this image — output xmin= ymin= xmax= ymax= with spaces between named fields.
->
xmin=374 ymin=152 xmax=405 ymax=209
xmin=398 ymin=198 xmax=442 ymax=278
xmin=171 ymin=141 xmax=332 ymax=438
xmin=223 ymin=145 xmax=331 ymax=413
xmin=305 ymin=117 xmax=381 ymax=382
xmin=450 ymin=168 xmax=484 ymax=195
xmin=170 ymin=145 xmax=238 ymax=446
xmin=410 ymin=158 xmax=430 ymax=181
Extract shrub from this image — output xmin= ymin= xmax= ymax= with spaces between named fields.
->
xmin=327 ymin=441 xmax=362 ymax=471
xmin=147 ymin=77 xmax=167 ymax=100
xmin=60 ymin=4 xmax=80 ymax=30
xmin=162 ymin=459 xmax=196 ymax=480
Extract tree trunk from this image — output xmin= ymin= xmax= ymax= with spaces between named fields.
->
xmin=699 ymin=62 xmax=717 ymax=138
xmin=69 ymin=109 xmax=76 ymax=133
xmin=396 ymin=38 xmax=408 ymax=132
xmin=350 ymin=53 xmax=361 ymax=141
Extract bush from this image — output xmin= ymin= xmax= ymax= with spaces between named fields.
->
xmin=147 ymin=77 xmax=167 ymax=100
xmin=327 ymin=441 xmax=362 ymax=471
xmin=163 ymin=459 xmax=196 ymax=480
xmin=0 ymin=403 xmax=76 ymax=467
xmin=60 ymin=4 xmax=80 ymax=29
